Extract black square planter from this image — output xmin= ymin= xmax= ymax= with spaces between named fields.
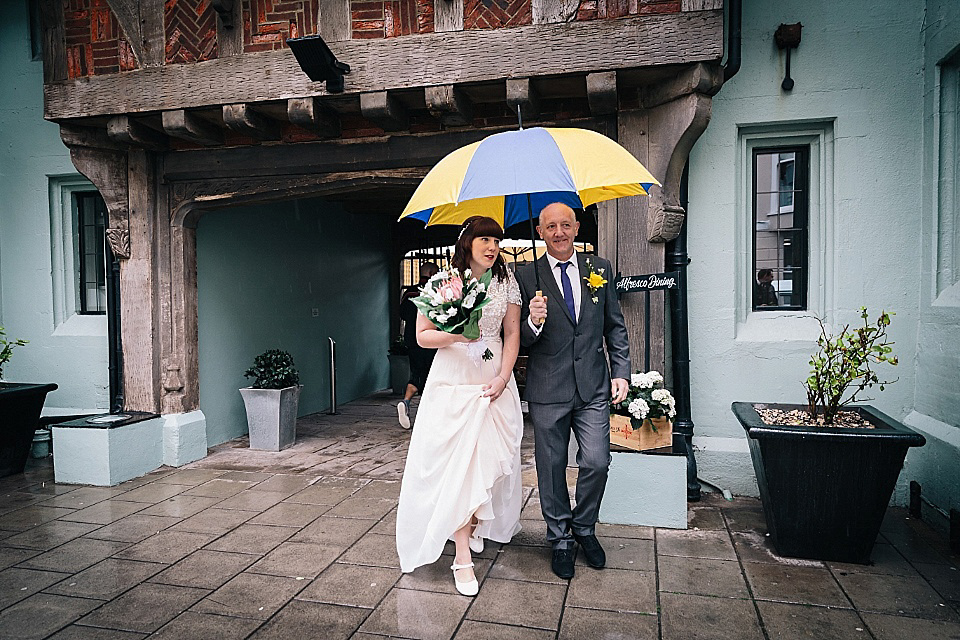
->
xmin=732 ymin=402 xmax=926 ymax=564
xmin=0 ymin=383 xmax=58 ymax=477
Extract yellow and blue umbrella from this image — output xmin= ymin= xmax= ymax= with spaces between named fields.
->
xmin=399 ymin=126 xmax=660 ymax=229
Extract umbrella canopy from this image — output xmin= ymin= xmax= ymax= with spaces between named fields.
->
xmin=399 ymin=127 xmax=660 ymax=228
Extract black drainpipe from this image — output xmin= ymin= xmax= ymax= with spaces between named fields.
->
xmin=106 ymin=247 xmax=124 ymax=413
xmin=666 ymin=0 xmax=742 ymax=502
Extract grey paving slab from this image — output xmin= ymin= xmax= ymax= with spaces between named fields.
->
xmin=744 ymin=562 xmax=852 ymax=608
xmin=284 ymin=482 xmax=361 ymax=506
xmin=658 ymin=555 xmax=750 ymax=598
xmin=247 ymin=501 xmax=330 ymax=527
xmin=297 ymin=563 xmax=401 ymax=607
xmin=338 ymin=533 xmax=401 ymax=569
xmin=148 ymin=550 xmax=256 ymax=589
xmin=359 ymin=587 xmax=471 ymax=640
xmin=2 ymin=520 xmax=101 ymax=550
xmin=351 ymin=480 xmax=402 ymax=501
xmin=190 ymin=572 xmax=305 ymax=620
xmin=150 ymin=611 xmax=263 ymax=639
xmin=46 ymin=626 xmax=146 ymax=639
xmin=510 ymin=518 xmax=550 ymax=547
xmin=218 ymin=471 xmax=276 ymax=483
xmin=559 ymin=607 xmax=658 ymax=640
xmin=828 ymin=542 xmax=921 ymax=578
xmin=657 ymin=528 xmax=738 ymax=560
xmin=566 ymin=567 xmax=656 ymax=613
xmin=722 ymin=506 xmax=768 ymax=533
xmin=152 ymin=469 xmax=226 ymax=486
xmin=169 ymin=507 xmax=257 ymax=534
xmin=594 ymin=522 xmax=655 ymax=539
xmin=214 ymin=490 xmax=289 ymax=512
xmin=913 ymin=562 xmax=960 ymax=602
xmin=204 ymin=523 xmax=295 ymax=555
xmin=38 ymin=487 xmax=124 ymax=510
xmin=0 ymin=592 xmax=102 ymax=640
xmin=325 ymin=496 xmax=398 ymax=520
xmin=581 ymin=536 xmax=655 ymax=571
xmin=136 ymin=495 xmax=222 ymax=518
xmin=247 ymin=599 xmax=368 ymax=639
xmin=58 ymin=501 xmax=149 ymax=525
xmin=181 ymin=479 xmax=258 ymax=499
xmin=113 ymin=483 xmax=188 ymax=504
xmin=46 ymin=558 xmax=165 ymax=600
xmin=730 ymin=530 xmax=825 ymax=566
xmin=0 ymin=567 xmax=70 ymax=608
xmin=757 ymin=601 xmax=873 ymax=640
xmin=836 ymin=571 xmax=960 ymax=621
xmin=17 ymin=538 xmax=130 ymax=573
xmin=467 ymin=577 xmax=566 ymax=630
xmin=660 ymin=592 xmax=764 ymax=640
xmin=289 ymin=515 xmax=374 ymax=547
xmin=369 ymin=509 xmax=397 ymax=535
xmin=247 ymin=474 xmax=315 ymax=495
xmin=487 ymin=544 xmax=566 ymax=584
xmin=862 ymin=611 xmax=960 ymax=640
xmin=0 ymin=546 xmax=40 ymax=570
xmin=0 ymin=506 xmax=75 ymax=531
xmin=83 ymin=514 xmax=181 ymax=543
xmin=247 ymin=541 xmax=342 ymax=578
xmin=456 ymin=620 xmax=555 ymax=640
xmin=77 ymin=583 xmax=209 ymax=633
xmin=397 ymin=557 xmax=493 ymax=595
xmin=113 ymin=530 xmax=217 ymax=564
xmin=688 ymin=506 xmax=726 ymax=530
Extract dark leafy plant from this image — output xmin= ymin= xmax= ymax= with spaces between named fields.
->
xmin=803 ymin=308 xmax=898 ymax=424
xmin=0 ymin=326 xmax=28 ymax=380
xmin=244 ymin=350 xmax=300 ymax=390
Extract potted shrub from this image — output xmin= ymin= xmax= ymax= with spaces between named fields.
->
xmin=732 ymin=308 xmax=926 ymax=564
xmin=387 ymin=335 xmax=409 ymax=396
xmin=610 ymin=370 xmax=675 ymax=451
xmin=239 ymin=349 xmax=301 ymax=451
xmin=0 ymin=327 xmax=58 ymax=476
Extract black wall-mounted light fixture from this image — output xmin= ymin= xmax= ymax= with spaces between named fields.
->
xmin=774 ymin=22 xmax=802 ymax=91
xmin=211 ymin=0 xmax=235 ymax=29
xmin=287 ymin=35 xmax=351 ymax=93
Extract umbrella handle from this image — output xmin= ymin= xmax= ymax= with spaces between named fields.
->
xmin=534 ymin=290 xmax=545 ymax=327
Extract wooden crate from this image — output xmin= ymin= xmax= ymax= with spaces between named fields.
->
xmin=610 ymin=414 xmax=672 ymax=452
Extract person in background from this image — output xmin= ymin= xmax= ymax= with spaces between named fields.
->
xmin=754 ymin=268 xmax=779 ymax=307
xmin=397 ymin=261 xmax=440 ymax=428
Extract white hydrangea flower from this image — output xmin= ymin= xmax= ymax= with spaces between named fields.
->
xmin=651 ymin=389 xmax=671 ymax=402
xmin=636 ymin=374 xmax=654 ymax=389
xmin=647 ymin=371 xmax=663 ymax=384
xmin=630 ymin=373 xmax=643 ymax=386
xmin=628 ymin=398 xmax=649 ymax=420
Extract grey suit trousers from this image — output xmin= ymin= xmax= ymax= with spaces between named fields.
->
xmin=529 ymin=391 xmax=611 ymax=549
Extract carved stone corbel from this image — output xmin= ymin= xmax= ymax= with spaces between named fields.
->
xmin=161 ymin=363 xmax=185 ymax=415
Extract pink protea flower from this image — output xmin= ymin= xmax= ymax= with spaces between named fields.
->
xmin=437 ymin=276 xmax=464 ymax=302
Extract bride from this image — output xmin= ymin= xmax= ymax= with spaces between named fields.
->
xmin=395 ymin=215 xmax=524 ymax=596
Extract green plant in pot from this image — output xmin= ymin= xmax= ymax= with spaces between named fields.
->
xmin=0 ymin=326 xmax=58 ymax=477
xmin=731 ymin=308 xmax=925 ymax=564
xmin=239 ymin=349 xmax=302 ymax=451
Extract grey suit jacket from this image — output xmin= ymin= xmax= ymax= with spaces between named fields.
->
xmin=517 ymin=253 xmax=630 ymax=404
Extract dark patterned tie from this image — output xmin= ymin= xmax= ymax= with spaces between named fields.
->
xmin=559 ymin=261 xmax=576 ymax=323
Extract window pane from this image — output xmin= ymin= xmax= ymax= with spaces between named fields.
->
xmin=76 ymin=192 xmax=108 ymax=315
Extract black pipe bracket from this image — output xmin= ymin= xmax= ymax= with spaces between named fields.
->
xmin=775 ymin=22 xmax=802 ymax=92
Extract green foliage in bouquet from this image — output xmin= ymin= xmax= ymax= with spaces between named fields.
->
xmin=244 ymin=349 xmax=300 ymax=390
xmin=412 ymin=268 xmax=494 ymax=341
xmin=0 ymin=326 xmax=28 ymax=380
xmin=803 ymin=308 xmax=898 ymax=425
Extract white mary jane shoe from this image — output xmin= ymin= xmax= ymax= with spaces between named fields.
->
xmin=451 ymin=561 xmax=479 ymax=596
xmin=469 ymin=533 xmax=484 ymax=554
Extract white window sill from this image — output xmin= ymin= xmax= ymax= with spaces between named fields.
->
xmin=736 ymin=310 xmax=823 ymax=342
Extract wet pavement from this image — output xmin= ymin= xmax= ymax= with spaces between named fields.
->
xmin=1 ymin=391 xmax=958 ymax=639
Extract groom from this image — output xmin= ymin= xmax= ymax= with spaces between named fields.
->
xmin=517 ymin=202 xmax=631 ymax=579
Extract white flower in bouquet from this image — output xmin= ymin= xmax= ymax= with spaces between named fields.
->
xmin=628 ymin=398 xmax=649 ymax=420
xmin=647 ymin=370 xmax=663 ymax=384
xmin=651 ymin=388 xmax=671 ymax=402
xmin=412 ymin=267 xmax=495 ymax=360
xmin=630 ymin=373 xmax=643 ymax=386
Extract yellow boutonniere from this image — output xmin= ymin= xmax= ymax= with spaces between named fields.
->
xmin=583 ymin=259 xmax=607 ymax=304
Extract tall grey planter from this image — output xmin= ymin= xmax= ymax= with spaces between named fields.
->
xmin=239 ymin=385 xmax=301 ymax=451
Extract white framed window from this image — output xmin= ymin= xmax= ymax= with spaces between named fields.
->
xmin=48 ymin=176 xmax=108 ymax=335
xmin=936 ymin=52 xmax=960 ymax=304
xmin=735 ymin=120 xmax=835 ymax=340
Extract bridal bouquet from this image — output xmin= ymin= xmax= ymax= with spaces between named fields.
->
xmin=611 ymin=370 xmax=676 ymax=432
xmin=412 ymin=268 xmax=494 ymax=361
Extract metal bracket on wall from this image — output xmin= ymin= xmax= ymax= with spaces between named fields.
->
xmin=775 ymin=22 xmax=802 ymax=92
xmin=211 ymin=0 xmax=236 ymax=29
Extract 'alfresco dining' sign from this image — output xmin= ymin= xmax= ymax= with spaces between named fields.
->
xmin=615 ymin=271 xmax=679 ymax=294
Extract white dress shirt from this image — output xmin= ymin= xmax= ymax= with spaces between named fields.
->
xmin=528 ymin=252 xmax=582 ymax=334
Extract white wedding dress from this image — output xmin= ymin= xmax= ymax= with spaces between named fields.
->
xmin=396 ymin=269 xmax=524 ymax=573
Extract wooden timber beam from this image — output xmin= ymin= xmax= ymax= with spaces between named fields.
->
xmin=641 ymin=62 xmax=724 ymax=108
xmin=44 ymin=11 xmax=722 ymax=120
xmin=107 ymin=115 xmax=168 ymax=150
xmin=426 ymin=85 xmax=473 ymax=127
xmin=586 ymin=71 xmax=618 ymax=116
xmin=161 ymin=110 xmax=224 ymax=146
xmin=222 ymin=104 xmax=282 ymax=140
xmin=360 ymin=91 xmax=409 ymax=132
xmin=506 ymin=78 xmax=540 ymax=123
xmin=287 ymin=98 xmax=340 ymax=137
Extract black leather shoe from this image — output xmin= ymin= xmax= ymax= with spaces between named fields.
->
xmin=574 ymin=533 xmax=606 ymax=568
xmin=551 ymin=548 xmax=576 ymax=579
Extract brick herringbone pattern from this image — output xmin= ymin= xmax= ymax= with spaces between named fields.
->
xmin=576 ymin=0 xmax=679 ymax=20
xmin=242 ymin=0 xmax=319 ymax=52
xmin=351 ymin=0 xmax=433 ymax=39
xmin=64 ymin=0 xmax=138 ymax=78
xmin=464 ymin=0 xmax=531 ymax=30
xmin=165 ymin=0 xmax=218 ymax=63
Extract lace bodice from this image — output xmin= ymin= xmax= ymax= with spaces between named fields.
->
xmin=479 ymin=269 xmax=522 ymax=340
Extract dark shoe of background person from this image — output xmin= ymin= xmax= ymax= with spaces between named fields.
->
xmin=551 ymin=547 xmax=576 ymax=579
xmin=573 ymin=533 xmax=606 ymax=568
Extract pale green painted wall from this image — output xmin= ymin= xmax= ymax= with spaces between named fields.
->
xmin=196 ymin=199 xmax=393 ymax=446
xmin=686 ymin=0 xmax=928 ymax=496
xmin=0 ymin=5 xmax=109 ymax=411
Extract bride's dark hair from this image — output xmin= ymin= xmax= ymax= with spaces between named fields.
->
xmin=451 ymin=215 xmax=508 ymax=282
